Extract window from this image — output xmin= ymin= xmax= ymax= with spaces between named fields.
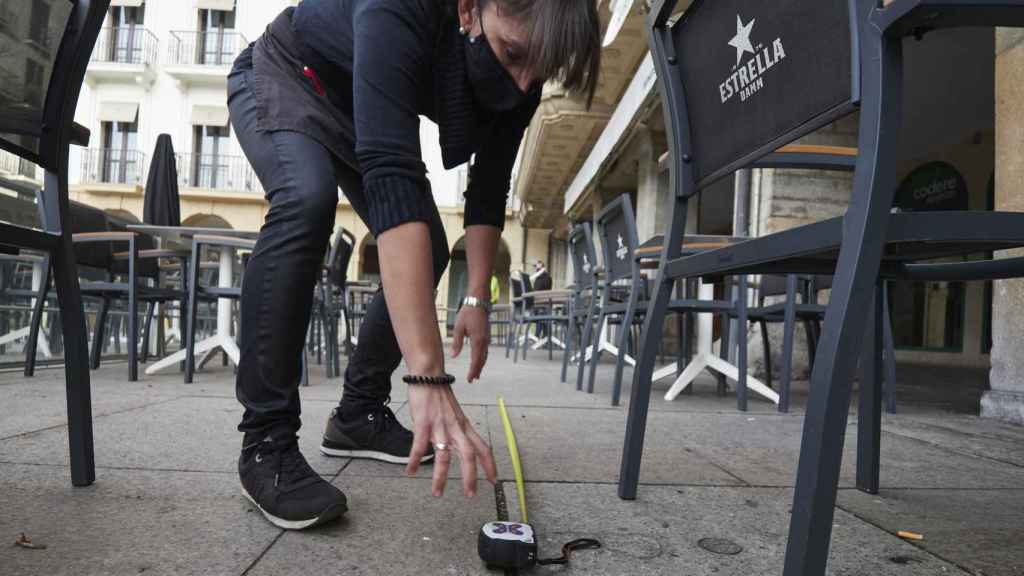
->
xmin=198 ymin=7 xmax=236 ymax=65
xmin=107 ymin=5 xmax=146 ymax=64
xmin=101 ymin=119 xmax=139 ymax=184
xmin=192 ymin=125 xmax=230 ymax=188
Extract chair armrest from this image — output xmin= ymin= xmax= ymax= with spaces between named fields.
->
xmin=72 ymin=231 xmax=136 ymax=243
xmin=70 ymin=122 xmax=90 ymax=147
xmin=113 ymin=248 xmax=190 ymax=261
xmin=193 ymin=234 xmax=257 ymax=250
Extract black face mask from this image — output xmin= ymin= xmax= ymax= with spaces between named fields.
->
xmin=464 ymin=25 xmax=528 ymax=112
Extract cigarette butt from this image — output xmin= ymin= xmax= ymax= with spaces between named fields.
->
xmin=897 ymin=531 xmax=924 ymax=541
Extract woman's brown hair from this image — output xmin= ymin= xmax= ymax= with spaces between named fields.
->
xmin=481 ymin=0 xmax=602 ymax=108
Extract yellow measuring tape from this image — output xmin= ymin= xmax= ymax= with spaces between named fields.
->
xmin=497 ymin=396 xmax=528 ymax=523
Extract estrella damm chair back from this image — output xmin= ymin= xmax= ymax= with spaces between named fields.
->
xmin=0 ymin=0 xmax=111 ymax=488
xmin=595 ymin=195 xmax=640 ymax=285
xmin=657 ymin=0 xmax=858 ymax=195
xmin=568 ymin=221 xmax=597 ymax=290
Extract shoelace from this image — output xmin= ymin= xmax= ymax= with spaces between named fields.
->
xmin=367 ymin=397 xmax=398 ymax=434
xmin=266 ymin=436 xmax=313 ymax=485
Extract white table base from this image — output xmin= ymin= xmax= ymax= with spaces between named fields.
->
xmin=146 ymin=248 xmax=239 ymax=375
xmin=658 ymin=282 xmax=779 ymax=405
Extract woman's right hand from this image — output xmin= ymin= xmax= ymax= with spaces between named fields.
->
xmin=406 ymin=384 xmax=497 ymax=498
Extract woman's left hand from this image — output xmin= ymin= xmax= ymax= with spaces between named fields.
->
xmin=450 ymin=304 xmax=490 ymax=382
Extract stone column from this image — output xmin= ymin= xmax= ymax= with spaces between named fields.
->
xmin=983 ymin=30 xmax=1024 ymax=424
xmin=634 ymin=128 xmax=660 ymax=243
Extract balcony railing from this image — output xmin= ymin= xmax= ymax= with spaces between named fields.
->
xmin=0 ymin=151 xmax=40 ymax=180
xmin=80 ymin=149 xmax=146 ymax=185
xmin=167 ymin=30 xmax=247 ymax=67
xmin=90 ymin=27 xmax=159 ymax=67
xmin=176 ymin=153 xmax=261 ymax=193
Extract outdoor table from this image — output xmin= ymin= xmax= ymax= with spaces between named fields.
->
xmin=128 ymin=225 xmax=258 ymax=376
xmin=0 ymin=254 xmax=51 ymax=359
xmin=636 ymin=235 xmax=780 ymax=405
xmin=521 ymin=288 xmax=571 ymax=350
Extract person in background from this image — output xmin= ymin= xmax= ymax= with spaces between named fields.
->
xmin=490 ymin=273 xmax=501 ymax=305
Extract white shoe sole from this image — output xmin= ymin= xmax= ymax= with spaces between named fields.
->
xmin=241 ymin=487 xmax=345 ymax=530
xmin=319 ymin=445 xmax=434 ymax=464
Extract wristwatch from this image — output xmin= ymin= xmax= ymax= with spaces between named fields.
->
xmin=462 ymin=295 xmax=493 ymax=313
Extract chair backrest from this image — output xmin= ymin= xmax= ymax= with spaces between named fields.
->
xmin=69 ymin=201 xmax=112 ymax=270
xmin=653 ymin=0 xmax=859 ymax=194
xmin=0 ymin=0 xmax=107 ymax=171
xmin=596 ymin=194 xmax=640 ymax=284
xmin=568 ymin=221 xmax=597 ymax=289
xmin=327 ymin=228 xmax=355 ymax=287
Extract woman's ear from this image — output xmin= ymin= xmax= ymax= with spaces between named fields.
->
xmin=457 ymin=0 xmax=481 ymax=35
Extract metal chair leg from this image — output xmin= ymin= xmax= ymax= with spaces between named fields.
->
xmin=127 ymin=241 xmax=138 ymax=382
xmin=90 ymin=297 xmax=109 ymax=370
xmin=782 ymin=25 xmax=902 ymax=575
xmin=24 ymin=258 xmax=52 ymax=377
xmin=612 ymin=289 xmax=639 ymax=406
xmin=856 ymin=284 xmax=883 ymax=495
xmin=576 ymin=294 xmax=597 ymax=391
xmin=185 ymin=242 xmax=201 ymax=384
xmin=736 ymin=275 xmax=748 ymax=411
xmin=882 ymin=285 xmax=897 ymax=414
xmin=52 ymin=225 xmax=95 ymax=487
xmin=780 ymin=274 xmax=798 ymax=413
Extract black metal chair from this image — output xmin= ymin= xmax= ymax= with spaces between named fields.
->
xmin=584 ymin=195 xmax=646 ymax=405
xmin=513 ymin=270 xmax=570 ymax=362
xmin=566 ymin=222 xmax=600 ymax=387
xmin=67 ymin=205 xmax=184 ymax=381
xmin=620 ymin=1 xmax=1024 ymax=573
xmin=320 ymin=227 xmax=355 ymax=379
xmin=0 ymin=0 xmax=109 ymax=487
xmin=184 ymin=234 xmax=255 ymax=383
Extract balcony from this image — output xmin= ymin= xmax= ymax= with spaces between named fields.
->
xmin=0 ymin=150 xmax=39 ymax=181
xmin=165 ymin=30 xmax=247 ymax=88
xmin=80 ymin=148 xmax=147 ymax=186
xmin=176 ymin=153 xmax=262 ymax=194
xmin=86 ymin=27 xmax=158 ymax=87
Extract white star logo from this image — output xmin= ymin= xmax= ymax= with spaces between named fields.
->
xmin=728 ymin=15 xmax=756 ymax=67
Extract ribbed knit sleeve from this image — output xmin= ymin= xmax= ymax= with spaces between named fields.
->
xmin=352 ymin=0 xmax=435 ymax=236
xmin=463 ymin=94 xmax=539 ymax=230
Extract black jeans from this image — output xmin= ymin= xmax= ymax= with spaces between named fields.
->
xmin=228 ymin=68 xmax=450 ymax=441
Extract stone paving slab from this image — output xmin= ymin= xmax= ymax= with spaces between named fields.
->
xmin=0 ymin=396 xmax=351 ymax=476
xmin=838 ymin=488 xmax=1024 ymax=576
xmin=0 ymin=463 xmax=279 ymax=576
xmin=245 ymin=477 xmax=497 ymax=576
xmin=659 ymin=411 xmax=1024 ymax=489
xmin=513 ymin=482 xmax=969 ymax=575
xmin=487 ymin=405 xmax=746 ymax=485
xmin=338 ymin=404 xmax=491 ymax=481
xmin=0 ymin=380 xmax=179 ymax=439
xmin=883 ymin=412 xmax=1024 ymax=467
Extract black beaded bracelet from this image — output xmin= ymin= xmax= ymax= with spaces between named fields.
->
xmin=402 ymin=373 xmax=456 ymax=386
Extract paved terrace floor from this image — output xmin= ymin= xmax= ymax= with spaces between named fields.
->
xmin=1 ymin=347 xmax=1023 ymax=575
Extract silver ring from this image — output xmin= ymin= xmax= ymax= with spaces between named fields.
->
xmin=434 ymin=442 xmax=450 ymax=452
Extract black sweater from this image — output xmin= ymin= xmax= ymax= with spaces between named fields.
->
xmin=242 ymin=0 xmax=539 ymax=236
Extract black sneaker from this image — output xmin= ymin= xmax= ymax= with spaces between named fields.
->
xmin=239 ymin=435 xmax=348 ymax=530
xmin=320 ymin=404 xmax=434 ymax=464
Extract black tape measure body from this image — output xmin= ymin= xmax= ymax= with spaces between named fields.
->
xmin=478 ymin=521 xmax=600 ymax=571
